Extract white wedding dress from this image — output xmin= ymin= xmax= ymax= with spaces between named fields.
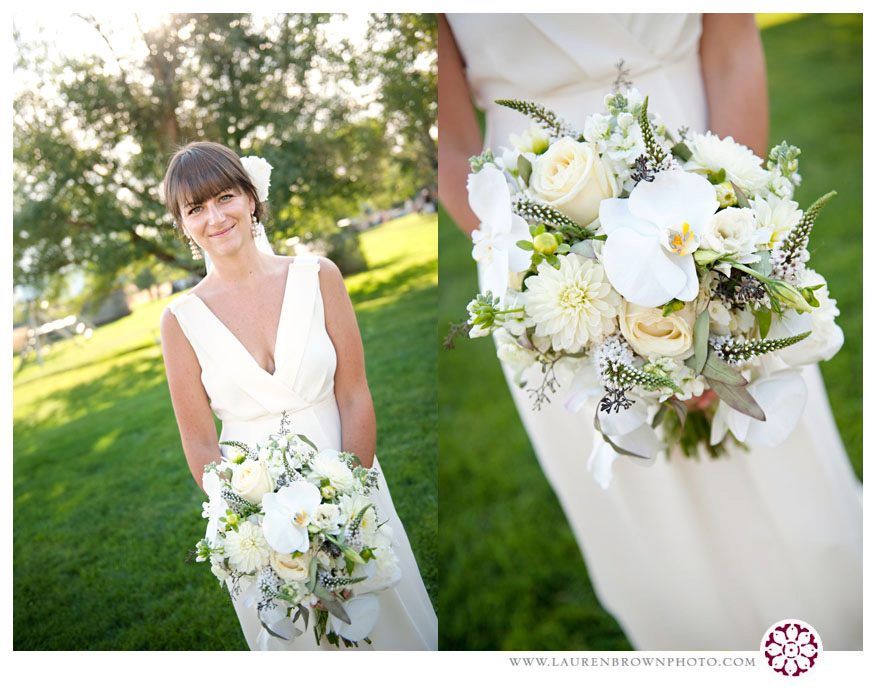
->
xmin=448 ymin=13 xmax=862 ymax=651
xmin=169 ymin=255 xmax=437 ymax=650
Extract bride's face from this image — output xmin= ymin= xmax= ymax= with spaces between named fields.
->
xmin=181 ymin=187 xmax=256 ymax=257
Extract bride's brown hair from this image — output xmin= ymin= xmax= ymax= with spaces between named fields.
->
xmin=162 ymin=142 xmax=266 ymax=231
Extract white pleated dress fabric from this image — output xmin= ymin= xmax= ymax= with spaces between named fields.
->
xmin=448 ymin=13 xmax=862 ymax=651
xmin=169 ymin=256 xmax=437 ymax=650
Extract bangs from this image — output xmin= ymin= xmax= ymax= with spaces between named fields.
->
xmin=170 ymin=151 xmax=243 ymax=211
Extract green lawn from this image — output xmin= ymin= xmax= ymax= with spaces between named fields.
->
xmin=438 ymin=13 xmax=862 ymax=651
xmin=13 ymin=212 xmax=437 ymax=650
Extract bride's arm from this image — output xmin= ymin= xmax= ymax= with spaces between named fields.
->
xmin=700 ymin=14 xmax=769 ymax=157
xmin=319 ymin=258 xmax=376 ymax=469
xmin=438 ymin=13 xmax=483 ymax=236
xmin=160 ymin=308 xmax=220 ymax=491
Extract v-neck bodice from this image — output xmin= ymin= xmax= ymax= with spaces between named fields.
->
xmin=168 ymin=255 xmax=339 ymax=449
xmin=188 ymin=262 xmax=295 ymax=378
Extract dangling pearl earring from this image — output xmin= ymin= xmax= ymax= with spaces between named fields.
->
xmin=251 ymin=213 xmax=264 ymax=239
xmin=186 ymin=234 xmax=202 ymax=261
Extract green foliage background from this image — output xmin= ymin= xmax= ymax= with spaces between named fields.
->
xmin=438 ymin=14 xmax=862 ymax=650
xmin=13 ymin=13 xmax=436 ymax=302
xmin=13 ymin=213 xmax=437 ymax=650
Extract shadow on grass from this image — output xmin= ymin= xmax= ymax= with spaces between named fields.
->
xmin=14 ymin=341 xmax=160 ymax=389
xmin=14 ymin=349 xmax=245 ymax=650
xmin=14 ymin=274 xmax=438 ymax=648
xmin=348 ymin=258 xmax=438 ymax=305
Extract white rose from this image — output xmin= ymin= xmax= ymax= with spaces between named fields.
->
xmin=271 ymin=551 xmax=311 ymax=582
xmin=240 ymin=155 xmax=272 ymax=202
xmin=619 ymin=301 xmax=696 ymax=358
xmin=701 ymin=207 xmax=758 ymax=259
xmin=310 ymin=450 xmax=355 ymax=493
xmin=230 ymin=458 xmax=275 ymax=504
xmin=530 ymin=137 xmax=618 ymax=226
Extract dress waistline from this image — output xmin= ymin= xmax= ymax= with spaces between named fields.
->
xmin=217 ymin=391 xmax=337 ymax=426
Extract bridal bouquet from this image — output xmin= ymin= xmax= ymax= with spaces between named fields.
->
xmin=454 ymin=89 xmax=843 ymax=487
xmin=193 ymin=423 xmax=400 ymax=647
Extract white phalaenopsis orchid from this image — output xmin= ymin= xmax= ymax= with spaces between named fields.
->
xmin=710 ymin=369 xmax=807 ymax=447
xmin=202 ymin=471 xmax=227 ymax=543
xmin=468 ymin=165 xmax=531 ymax=298
xmin=262 ymin=481 xmax=322 ymax=554
xmin=600 ymin=169 xmax=718 ymax=307
xmin=588 ymin=400 xmax=660 ymax=489
xmin=329 ymin=594 xmax=380 ymax=642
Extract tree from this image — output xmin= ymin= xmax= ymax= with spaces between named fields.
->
xmin=13 ymin=13 xmax=429 ymax=292
xmin=363 ymin=14 xmax=437 ymax=195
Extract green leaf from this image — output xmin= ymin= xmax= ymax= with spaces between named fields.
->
xmin=517 ymin=155 xmax=532 ymax=186
xmin=752 ymin=251 xmax=771 ymax=276
xmin=293 ymin=604 xmax=309 ymax=630
xmin=690 ymin=308 xmax=710 ymax=375
xmin=516 ymin=240 xmax=534 ymax=251
xmin=707 ymin=380 xmax=766 ymax=421
xmin=755 ymin=309 xmax=772 ymax=339
xmin=313 ymin=584 xmax=351 ymax=624
xmin=666 ymin=397 xmax=689 ymax=429
xmin=306 ymin=551 xmax=319 ymax=591
xmin=593 ymin=409 xmax=651 ymax=460
xmin=702 ymin=349 xmax=747 ymax=385
xmin=671 ymin=142 xmax=692 ymax=161
xmin=546 ymin=254 xmax=561 ymax=269
xmin=730 ymin=181 xmax=751 ymax=208
xmin=651 ymin=404 xmax=667 ymax=428
xmin=295 ymin=434 xmax=319 ymax=451
xmin=556 ymin=243 xmax=571 ymax=254
xmin=662 ymin=298 xmax=685 ymax=316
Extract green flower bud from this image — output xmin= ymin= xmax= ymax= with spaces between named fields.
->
xmin=714 ymin=181 xmax=737 ymax=209
xmin=769 ymin=280 xmax=813 ymax=312
xmin=693 ymin=248 xmax=722 ymax=265
xmin=533 ymin=232 xmax=559 ymax=255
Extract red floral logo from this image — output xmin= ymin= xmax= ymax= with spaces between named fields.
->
xmin=761 ymin=619 xmax=821 ymax=676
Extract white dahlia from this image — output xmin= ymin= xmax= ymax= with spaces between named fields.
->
xmin=224 ymin=521 xmax=271 ymax=573
xmin=685 ymin=132 xmax=770 ymax=196
xmin=522 ymin=254 xmax=620 ymax=352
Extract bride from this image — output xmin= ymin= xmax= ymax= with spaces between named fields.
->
xmin=159 ymin=142 xmax=437 ymax=650
xmin=439 ymin=13 xmax=862 ymax=650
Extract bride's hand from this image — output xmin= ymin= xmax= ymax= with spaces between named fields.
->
xmin=684 ymin=390 xmax=717 ymax=411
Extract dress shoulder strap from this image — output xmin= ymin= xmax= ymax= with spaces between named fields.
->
xmin=164 ymin=292 xmax=205 ymax=353
xmin=292 ymin=254 xmax=320 ymax=269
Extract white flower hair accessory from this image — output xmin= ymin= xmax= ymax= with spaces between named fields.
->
xmin=240 ymin=155 xmax=272 ymax=202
